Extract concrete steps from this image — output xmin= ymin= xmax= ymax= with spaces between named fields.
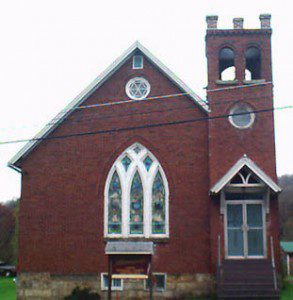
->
xmin=217 ymin=259 xmax=280 ymax=300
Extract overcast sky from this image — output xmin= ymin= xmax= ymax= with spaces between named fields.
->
xmin=0 ymin=0 xmax=293 ymax=202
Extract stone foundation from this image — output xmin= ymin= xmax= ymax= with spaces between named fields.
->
xmin=17 ymin=272 xmax=215 ymax=299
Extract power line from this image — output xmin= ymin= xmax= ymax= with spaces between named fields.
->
xmin=38 ymin=96 xmax=274 ymax=126
xmin=206 ymin=81 xmax=273 ymax=92
xmin=41 ymin=92 xmax=274 ymax=127
xmin=33 ymin=80 xmax=273 ymax=125
xmin=1 ymin=105 xmax=292 ymax=146
xmin=0 ymin=89 xmax=274 ymax=132
xmin=77 ymin=92 xmax=206 ymax=109
xmin=68 ymin=81 xmax=272 ymax=110
xmin=0 ymin=81 xmax=274 ymax=133
xmin=2 ymin=91 xmax=195 ymax=131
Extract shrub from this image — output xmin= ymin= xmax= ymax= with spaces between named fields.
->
xmin=64 ymin=287 xmax=100 ymax=300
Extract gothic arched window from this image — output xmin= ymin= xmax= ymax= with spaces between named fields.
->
xmin=104 ymin=143 xmax=169 ymax=238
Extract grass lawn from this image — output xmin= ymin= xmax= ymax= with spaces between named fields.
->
xmin=0 ymin=276 xmax=292 ymax=300
xmin=282 ymin=280 xmax=293 ymax=300
xmin=0 ymin=277 xmax=16 ymax=300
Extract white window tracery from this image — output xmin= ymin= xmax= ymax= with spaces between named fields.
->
xmin=104 ymin=143 xmax=169 ymax=238
xmin=125 ymin=77 xmax=150 ymax=100
xmin=229 ymin=168 xmax=263 ymax=186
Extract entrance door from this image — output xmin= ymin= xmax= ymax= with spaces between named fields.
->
xmin=226 ymin=202 xmax=265 ymax=258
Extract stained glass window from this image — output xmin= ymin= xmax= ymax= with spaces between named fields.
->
xmin=130 ymin=171 xmax=144 ymax=234
xmin=105 ymin=143 xmax=168 ymax=238
xmin=152 ymin=171 xmax=166 ymax=234
xmin=121 ymin=156 xmax=131 ymax=171
xmin=108 ymin=171 xmax=122 ymax=234
xmin=133 ymin=145 xmax=141 ymax=154
xmin=143 ymin=156 xmax=153 ymax=171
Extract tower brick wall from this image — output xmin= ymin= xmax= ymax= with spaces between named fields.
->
xmin=206 ymin=17 xmax=280 ymax=271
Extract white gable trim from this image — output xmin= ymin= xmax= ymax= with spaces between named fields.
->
xmin=210 ymin=155 xmax=281 ymax=194
xmin=8 ymin=41 xmax=207 ymax=169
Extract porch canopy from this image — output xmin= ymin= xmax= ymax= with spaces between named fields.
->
xmin=281 ymin=242 xmax=293 ymax=254
xmin=210 ymin=155 xmax=281 ymax=260
xmin=210 ymin=154 xmax=281 ymax=194
xmin=105 ymin=241 xmax=154 ymax=255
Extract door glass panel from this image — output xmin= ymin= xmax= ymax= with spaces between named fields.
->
xmin=248 ymin=229 xmax=264 ymax=256
xmin=227 ymin=204 xmax=243 ymax=227
xmin=247 ymin=204 xmax=263 ymax=227
xmin=228 ymin=229 xmax=244 ymax=256
xmin=227 ymin=204 xmax=244 ymax=256
xmin=247 ymin=204 xmax=264 ymax=256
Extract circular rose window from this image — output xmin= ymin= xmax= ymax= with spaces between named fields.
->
xmin=229 ymin=103 xmax=255 ymax=129
xmin=126 ymin=77 xmax=150 ymax=100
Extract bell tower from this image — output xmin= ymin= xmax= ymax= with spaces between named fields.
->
xmin=206 ymin=14 xmax=277 ymax=186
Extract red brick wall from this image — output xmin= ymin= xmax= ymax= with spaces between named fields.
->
xmin=206 ymin=29 xmax=280 ymax=270
xmin=18 ymin=56 xmax=212 ymax=275
xmin=17 ymin=28 xmax=281 ymax=277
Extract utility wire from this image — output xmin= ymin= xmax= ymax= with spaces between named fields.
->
xmin=1 ymin=105 xmax=292 ymax=146
xmin=1 ymin=88 xmax=274 ymax=132
xmin=4 ymin=92 xmax=195 ymax=131
xmin=206 ymin=81 xmax=272 ymax=92
xmin=31 ymin=80 xmax=272 ymax=125
xmin=42 ymin=99 xmax=272 ymax=130
xmin=0 ymin=81 xmax=273 ymax=133
xmin=58 ymin=81 xmax=272 ymax=111
xmin=38 ymin=92 xmax=275 ymax=128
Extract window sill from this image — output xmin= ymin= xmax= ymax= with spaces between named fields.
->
xmin=243 ymin=79 xmax=266 ymax=85
xmin=104 ymin=236 xmax=169 ymax=243
xmin=215 ymin=79 xmax=238 ymax=85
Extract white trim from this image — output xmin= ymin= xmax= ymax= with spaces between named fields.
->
xmin=133 ymin=55 xmax=143 ymax=69
xmin=220 ymin=190 xmax=225 ymax=214
xmin=287 ymin=254 xmax=290 ymax=276
xmin=113 ymin=274 xmax=148 ymax=279
xmin=106 ymin=252 xmax=152 ymax=255
xmin=265 ymin=188 xmax=270 ymax=214
xmin=101 ymin=273 xmax=123 ymax=291
xmin=144 ymin=273 xmax=167 ymax=291
xmin=9 ymin=41 xmax=207 ymax=169
xmin=104 ymin=143 xmax=169 ymax=239
xmin=210 ymin=155 xmax=281 ymax=194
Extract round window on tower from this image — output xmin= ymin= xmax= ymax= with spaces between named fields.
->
xmin=126 ymin=77 xmax=151 ymax=100
xmin=229 ymin=103 xmax=255 ymax=129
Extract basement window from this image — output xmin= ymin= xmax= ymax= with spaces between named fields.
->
xmin=219 ymin=47 xmax=236 ymax=81
xmin=133 ymin=55 xmax=143 ymax=69
xmin=245 ymin=47 xmax=261 ymax=80
xmin=145 ymin=273 xmax=166 ymax=291
xmin=101 ymin=273 xmax=123 ymax=291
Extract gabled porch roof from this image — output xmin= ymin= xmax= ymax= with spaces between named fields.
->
xmin=210 ymin=155 xmax=281 ymax=194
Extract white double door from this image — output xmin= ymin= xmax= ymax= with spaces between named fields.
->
xmin=225 ymin=201 xmax=266 ymax=258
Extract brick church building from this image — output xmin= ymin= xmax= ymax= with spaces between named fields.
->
xmin=9 ymin=15 xmax=281 ymax=299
